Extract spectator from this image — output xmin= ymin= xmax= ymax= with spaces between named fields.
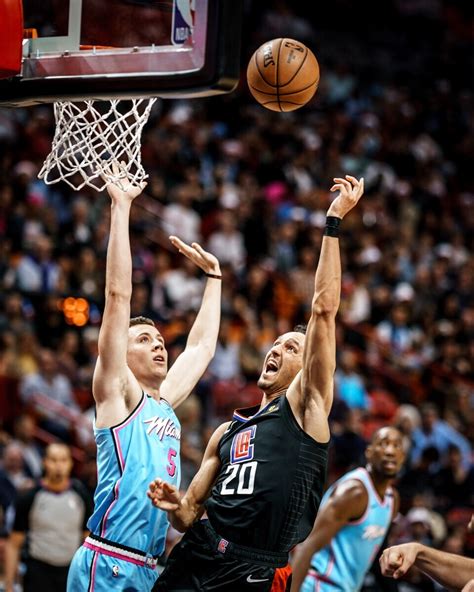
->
xmin=12 ymin=414 xmax=43 ymax=479
xmin=335 ymin=349 xmax=370 ymax=410
xmin=10 ymin=234 xmax=60 ymax=294
xmin=207 ymin=209 xmax=246 ymax=273
xmin=0 ymin=443 xmax=34 ymax=535
xmin=433 ymin=444 xmax=474 ymax=513
xmin=161 ymin=183 xmax=201 ymax=245
xmin=19 ymin=347 xmax=79 ymax=442
xmin=410 ymin=403 xmax=472 ymax=471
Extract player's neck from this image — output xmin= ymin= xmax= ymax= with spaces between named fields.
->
xmin=366 ymin=466 xmax=392 ymax=499
xmin=139 ymin=379 xmax=162 ymax=400
xmin=260 ymin=387 xmax=286 ymax=409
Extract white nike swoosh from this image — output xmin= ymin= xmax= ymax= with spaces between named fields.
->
xmin=246 ymin=575 xmax=269 ymax=583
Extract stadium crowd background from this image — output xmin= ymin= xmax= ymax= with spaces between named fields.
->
xmin=0 ymin=1 xmax=473 ymax=590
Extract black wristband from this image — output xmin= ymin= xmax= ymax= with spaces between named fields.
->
xmin=206 ymin=273 xmax=222 ymax=280
xmin=324 ymin=216 xmax=341 ymax=237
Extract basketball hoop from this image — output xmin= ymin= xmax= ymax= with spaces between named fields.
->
xmin=38 ymin=98 xmax=157 ymax=191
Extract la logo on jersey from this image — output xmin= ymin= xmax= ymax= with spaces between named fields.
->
xmin=231 ymin=426 xmax=256 ymax=464
xmin=172 ymin=0 xmax=195 ymax=45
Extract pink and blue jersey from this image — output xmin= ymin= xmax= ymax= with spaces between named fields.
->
xmin=303 ymin=467 xmax=394 ymax=592
xmin=88 ymin=392 xmax=181 ymax=555
xmin=67 ymin=392 xmax=180 ymax=591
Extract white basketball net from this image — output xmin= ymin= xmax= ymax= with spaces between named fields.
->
xmin=39 ymin=98 xmax=157 ymax=191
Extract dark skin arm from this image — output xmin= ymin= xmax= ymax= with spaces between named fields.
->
xmin=290 ymin=479 xmax=368 ymax=591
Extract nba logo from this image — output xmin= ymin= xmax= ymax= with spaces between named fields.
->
xmin=172 ymin=0 xmax=196 ymax=45
xmin=217 ymin=538 xmax=229 ymax=554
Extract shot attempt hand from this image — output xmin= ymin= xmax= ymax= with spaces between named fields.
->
xmin=170 ymin=236 xmax=221 ymax=276
xmin=147 ymin=478 xmax=181 ymax=512
xmin=379 ymin=543 xmax=419 ymax=579
xmin=105 ymin=161 xmax=147 ymax=203
xmin=327 ymin=175 xmax=364 ymax=219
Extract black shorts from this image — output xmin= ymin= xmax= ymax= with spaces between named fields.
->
xmin=23 ymin=557 xmax=69 ymax=592
xmin=153 ymin=521 xmax=292 ymax=592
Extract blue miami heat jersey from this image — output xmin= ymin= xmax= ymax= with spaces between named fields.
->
xmin=305 ymin=467 xmax=394 ymax=592
xmin=88 ymin=392 xmax=181 ymax=557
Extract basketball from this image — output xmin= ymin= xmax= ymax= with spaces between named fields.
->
xmin=246 ymin=38 xmax=320 ymax=112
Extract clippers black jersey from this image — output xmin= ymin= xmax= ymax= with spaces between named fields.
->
xmin=206 ymin=395 xmax=329 ymax=553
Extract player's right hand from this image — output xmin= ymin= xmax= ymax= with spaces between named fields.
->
xmin=106 ymin=161 xmax=147 ymax=203
xmin=147 ymin=478 xmax=181 ymax=511
xmin=379 ymin=543 xmax=420 ymax=579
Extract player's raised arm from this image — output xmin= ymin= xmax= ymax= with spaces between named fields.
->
xmin=287 ymin=175 xmax=364 ymax=442
xmin=93 ymin=175 xmax=146 ymax=420
xmin=160 ymin=236 xmax=221 ymax=408
xmin=148 ymin=422 xmax=229 ymax=531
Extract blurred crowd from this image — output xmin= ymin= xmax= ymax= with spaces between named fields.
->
xmin=0 ymin=1 xmax=473 ymax=590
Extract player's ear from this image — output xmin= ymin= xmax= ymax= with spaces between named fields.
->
xmin=365 ymin=445 xmax=373 ymax=463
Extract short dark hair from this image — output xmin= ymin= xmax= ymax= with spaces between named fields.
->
xmin=293 ymin=324 xmax=307 ymax=335
xmin=129 ymin=316 xmax=156 ymax=328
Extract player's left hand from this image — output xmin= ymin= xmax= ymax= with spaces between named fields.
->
xmin=327 ymin=175 xmax=364 ymax=219
xmin=147 ymin=478 xmax=181 ymax=511
xmin=169 ymin=236 xmax=221 ymax=276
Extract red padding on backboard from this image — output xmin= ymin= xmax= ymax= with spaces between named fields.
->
xmin=0 ymin=0 xmax=24 ymax=79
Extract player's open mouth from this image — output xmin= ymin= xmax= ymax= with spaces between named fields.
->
xmin=153 ymin=355 xmax=164 ymax=363
xmin=265 ymin=360 xmax=278 ymax=374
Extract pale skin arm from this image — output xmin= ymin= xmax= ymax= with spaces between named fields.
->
xmin=4 ymin=531 xmax=25 ymax=592
xmin=160 ymin=237 xmax=221 ymax=409
xmin=380 ymin=543 xmax=474 ymax=591
xmin=290 ymin=480 xmax=368 ymax=591
xmin=93 ymin=176 xmax=147 ymax=427
xmin=147 ymin=422 xmax=229 ymax=532
xmin=287 ymin=176 xmax=364 ymax=442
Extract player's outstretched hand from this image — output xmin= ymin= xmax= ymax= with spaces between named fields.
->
xmin=379 ymin=543 xmax=419 ymax=579
xmin=169 ymin=236 xmax=221 ymax=276
xmin=147 ymin=478 xmax=181 ymax=512
xmin=327 ymin=175 xmax=364 ymax=219
xmin=106 ymin=161 xmax=147 ymax=203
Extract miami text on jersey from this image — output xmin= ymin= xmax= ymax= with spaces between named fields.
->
xmin=143 ymin=416 xmax=181 ymax=441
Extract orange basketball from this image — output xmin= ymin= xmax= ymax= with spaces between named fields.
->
xmin=247 ymin=38 xmax=320 ymax=112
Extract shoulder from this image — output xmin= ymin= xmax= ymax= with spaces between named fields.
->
xmin=15 ymin=484 xmax=41 ymax=510
xmin=332 ymin=476 xmax=369 ymax=502
xmin=324 ymin=477 xmax=369 ymax=521
xmin=213 ymin=421 xmax=232 ymax=439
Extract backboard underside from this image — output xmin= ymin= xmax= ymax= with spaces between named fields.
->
xmin=0 ymin=0 xmax=242 ymax=106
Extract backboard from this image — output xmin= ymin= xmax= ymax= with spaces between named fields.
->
xmin=0 ymin=0 xmax=243 ymax=107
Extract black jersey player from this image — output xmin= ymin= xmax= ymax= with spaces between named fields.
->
xmin=148 ymin=175 xmax=365 ymax=592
